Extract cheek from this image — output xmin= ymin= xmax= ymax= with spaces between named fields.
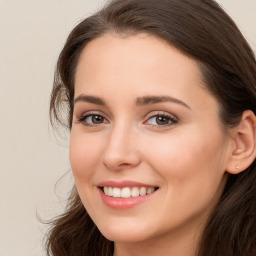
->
xmin=69 ymin=131 xmax=102 ymax=181
xmin=142 ymin=127 xmax=227 ymax=187
xmin=143 ymin=129 xmax=228 ymax=221
xmin=69 ymin=130 xmax=106 ymax=214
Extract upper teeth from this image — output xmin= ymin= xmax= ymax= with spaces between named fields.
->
xmin=103 ymin=187 xmax=155 ymax=198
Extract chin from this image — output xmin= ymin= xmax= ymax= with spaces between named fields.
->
xmin=97 ymin=221 xmax=154 ymax=243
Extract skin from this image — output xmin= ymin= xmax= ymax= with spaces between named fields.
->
xmin=70 ymin=33 xmax=235 ymax=256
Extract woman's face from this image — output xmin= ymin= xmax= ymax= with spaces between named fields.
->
xmin=70 ymin=33 xmax=232 ymax=244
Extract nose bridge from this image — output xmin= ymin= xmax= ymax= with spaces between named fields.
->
xmin=101 ymin=120 xmax=140 ymax=170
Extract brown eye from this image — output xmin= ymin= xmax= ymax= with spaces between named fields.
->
xmin=78 ymin=114 xmax=108 ymax=126
xmin=91 ymin=115 xmax=104 ymax=124
xmin=146 ymin=114 xmax=178 ymax=127
xmin=155 ymin=116 xmax=170 ymax=125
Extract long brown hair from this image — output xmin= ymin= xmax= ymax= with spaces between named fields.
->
xmin=47 ymin=0 xmax=256 ymax=255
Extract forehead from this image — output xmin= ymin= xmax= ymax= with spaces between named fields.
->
xmin=76 ymin=33 xmax=201 ymax=76
xmin=76 ymin=34 xmax=203 ymax=86
xmin=74 ymin=33 xmax=217 ymax=113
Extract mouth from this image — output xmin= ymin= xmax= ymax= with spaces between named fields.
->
xmin=99 ymin=186 xmax=159 ymax=198
xmin=97 ymin=180 xmax=159 ymax=209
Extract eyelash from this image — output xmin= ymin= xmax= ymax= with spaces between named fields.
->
xmin=77 ymin=113 xmax=109 ymax=127
xmin=76 ymin=112 xmax=178 ymax=128
xmin=144 ymin=113 xmax=178 ymax=127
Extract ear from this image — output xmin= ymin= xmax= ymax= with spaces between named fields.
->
xmin=226 ymin=110 xmax=256 ymax=174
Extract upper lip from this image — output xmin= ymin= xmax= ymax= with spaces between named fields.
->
xmin=97 ymin=180 xmax=158 ymax=188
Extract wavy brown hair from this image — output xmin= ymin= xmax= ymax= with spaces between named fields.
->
xmin=47 ymin=0 xmax=256 ymax=255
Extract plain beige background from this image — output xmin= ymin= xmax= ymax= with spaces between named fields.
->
xmin=0 ymin=1 xmax=255 ymax=255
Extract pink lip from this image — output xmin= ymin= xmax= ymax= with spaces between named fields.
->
xmin=97 ymin=180 xmax=157 ymax=188
xmin=97 ymin=180 xmax=159 ymax=209
xmin=98 ymin=188 xmax=157 ymax=209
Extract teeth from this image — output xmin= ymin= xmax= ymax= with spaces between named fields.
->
xmin=103 ymin=186 xmax=156 ymax=198
xmin=147 ymin=187 xmax=154 ymax=194
xmin=108 ymin=187 xmax=113 ymax=196
xmin=121 ymin=187 xmax=131 ymax=198
xmin=112 ymin=187 xmax=121 ymax=198
xmin=131 ymin=187 xmax=139 ymax=197
xmin=140 ymin=187 xmax=146 ymax=196
xmin=103 ymin=187 xmax=108 ymax=195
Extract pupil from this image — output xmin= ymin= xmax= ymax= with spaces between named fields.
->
xmin=156 ymin=116 xmax=168 ymax=125
xmin=92 ymin=115 xmax=103 ymax=124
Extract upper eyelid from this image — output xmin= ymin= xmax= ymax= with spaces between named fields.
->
xmin=144 ymin=111 xmax=178 ymax=120
xmin=77 ymin=110 xmax=109 ymax=119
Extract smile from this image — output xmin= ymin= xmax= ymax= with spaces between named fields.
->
xmin=102 ymin=186 xmax=156 ymax=198
xmin=97 ymin=181 xmax=159 ymax=209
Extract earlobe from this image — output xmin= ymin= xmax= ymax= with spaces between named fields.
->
xmin=226 ymin=110 xmax=256 ymax=174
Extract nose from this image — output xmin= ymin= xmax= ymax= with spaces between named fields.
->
xmin=101 ymin=125 xmax=141 ymax=171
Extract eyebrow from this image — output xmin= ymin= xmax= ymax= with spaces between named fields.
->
xmin=74 ymin=94 xmax=191 ymax=109
xmin=136 ymin=96 xmax=191 ymax=109
xmin=74 ymin=95 xmax=106 ymax=105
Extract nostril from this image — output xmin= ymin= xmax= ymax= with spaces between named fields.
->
xmin=120 ymin=163 xmax=130 ymax=166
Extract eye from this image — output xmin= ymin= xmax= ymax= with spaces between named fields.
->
xmin=145 ymin=113 xmax=178 ymax=127
xmin=78 ymin=114 xmax=108 ymax=126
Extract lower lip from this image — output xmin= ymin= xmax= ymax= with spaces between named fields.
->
xmin=98 ymin=188 xmax=157 ymax=209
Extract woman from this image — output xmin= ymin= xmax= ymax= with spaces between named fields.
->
xmin=47 ymin=0 xmax=256 ymax=255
